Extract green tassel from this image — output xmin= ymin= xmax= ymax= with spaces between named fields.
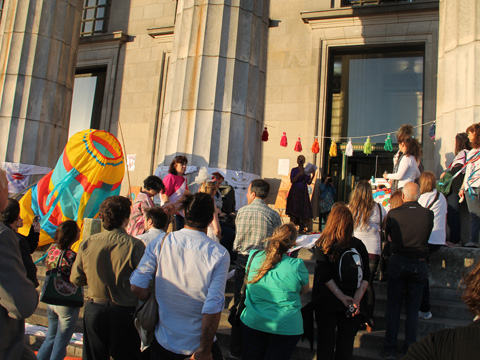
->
xmin=384 ymin=134 xmax=393 ymax=152
xmin=364 ymin=137 xmax=372 ymax=155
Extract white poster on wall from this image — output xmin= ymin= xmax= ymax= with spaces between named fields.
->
xmin=278 ymin=159 xmax=290 ymax=176
xmin=127 ymin=155 xmax=136 ymax=171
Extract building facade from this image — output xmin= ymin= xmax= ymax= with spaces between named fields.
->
xmin=1 ymin=0 xmax=479 ymax=206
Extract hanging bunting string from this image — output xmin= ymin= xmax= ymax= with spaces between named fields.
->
xmin=265 ymin=120 xmax=437 ymax=142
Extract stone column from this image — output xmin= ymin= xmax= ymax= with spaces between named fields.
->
xmin=157 ymin=0 xmax=269 ymax=174
xmin=0 ymin=0 xmax=83 ymax=168
xmin=435 ymin=0 xmax=480 ymax=170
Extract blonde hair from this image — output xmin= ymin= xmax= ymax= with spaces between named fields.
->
xmin=389 ymin=190 xmax=404 ymax=209
xmin=419 ymin=171 xmax=436 ymax=194
xmin=349 ymin=180 xmax=375 ymax=229
xmin=199 ymin=181 xmax=216 ymax=197
xmin=249 ymin=223 xmax=298 ymax=284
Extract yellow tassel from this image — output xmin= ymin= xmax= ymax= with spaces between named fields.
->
xmin=329 ymin=140 xmax=337 ymax=157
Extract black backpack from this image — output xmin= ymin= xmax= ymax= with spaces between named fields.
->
xmin=338 ymin=247 xmax=364 ymax=290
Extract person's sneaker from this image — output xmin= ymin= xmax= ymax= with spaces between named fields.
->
xmin=418 ymin=311 xmax=433 ymax=320
xmin=464 ymin=241 xmax=478 ymax=248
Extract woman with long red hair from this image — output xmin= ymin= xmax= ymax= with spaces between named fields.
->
xmin=312 ymin=204 xmax=369 ymax=360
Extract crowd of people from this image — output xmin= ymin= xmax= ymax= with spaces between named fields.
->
xmin=1 ymin=123 xmax=480 ymax=360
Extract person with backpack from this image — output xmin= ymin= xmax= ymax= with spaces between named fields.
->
xmin=439 ymin=133 xmax=470 ymax=246
xmin=382 ymin=183 xmax=434 ymax=360
xmin=349 ymin=180 xmax=387 ymax=331
xmin=312 ymin=204 xmax=369 ymax=360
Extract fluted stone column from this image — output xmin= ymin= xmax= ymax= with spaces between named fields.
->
xmin=157 ymin=0 xmax=269 ymax=174
xmin=0 ymin=0 xmax=83 ymax=168
xmin=435 ymin=0 xmax=480 ymax=169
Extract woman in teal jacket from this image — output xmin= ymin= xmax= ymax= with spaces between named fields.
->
xmin=241 ymin=223 xmax=310 ymax=359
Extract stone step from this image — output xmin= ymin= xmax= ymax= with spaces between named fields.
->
xmin=27 ymin=307 xmax=83 ymax=333
xmin=373 ymin=281 xmax=463 ymax=303
xmin=372 ymin=293 xmax=472 ymax=321
xmin=25 ymin=334 xmax=83 ymax=358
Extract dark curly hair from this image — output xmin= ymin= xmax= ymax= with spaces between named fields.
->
xmin=168 ymin=155 xmax=188 ymax=175
xmin=180 ymin=193 xmax=214 ymax=230
xmin=144 ymin=207 xmax=168 ymax=230
xmin=143 ymin=175 xmax=165 ymax=193
xmin=0 ymin=198 xmax=20 ymax=225
xmin=396 ymin=124 xmax=414 ymax=144
xmin=54 ymin=220 xmax=79 ymax=250
xmin=462 ymin=259 xmax=480 ymax=317
xmin=403 ymin=136 xmax=422 ymax=161
xmin=99 ymin=196 xmax=132 ymax=231
xmin=455 ymin=133 xmax=471 ymax=155
xmin=466 ymin=124 xmax=480 ymax=148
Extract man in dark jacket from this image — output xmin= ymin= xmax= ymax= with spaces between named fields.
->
xmin=383 ymin=182 xmax=434 ymax=360
xmin=0 ymin=168 xmax=39 ymax=360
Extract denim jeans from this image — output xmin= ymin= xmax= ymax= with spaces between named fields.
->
xmin=383 ymin=255 xmax=428 ymax=355
xmin=465 ymin=188 xmax=480 ymax=244
xmin=419 ymin=245 xmax=441 ymax=313
xmin=37 ymin=305 xmax=80 ymax=360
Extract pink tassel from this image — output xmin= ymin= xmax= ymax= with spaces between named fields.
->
xmin=280 ymin=132 xmax=288 ymax=147
xmin=262 ymin=127 xmax=269 ymax=141
xmin=294 ymin=137 xmax=302 ymax=152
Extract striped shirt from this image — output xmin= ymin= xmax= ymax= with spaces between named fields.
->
xmin=233 ymin=199 xmax=282 ymax=254
xmin=463 ymin=148 xmax=480 ymax=190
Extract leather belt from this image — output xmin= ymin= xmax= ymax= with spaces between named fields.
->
xmin=88 ymin=298 xmax=114 ymax=305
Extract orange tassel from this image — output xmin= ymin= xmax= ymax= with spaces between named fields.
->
xmin=311 ymin=138 xmax=319 ymax=154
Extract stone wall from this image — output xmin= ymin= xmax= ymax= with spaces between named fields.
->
xmin=0 ymin=0 xmax=83 ymax=168
xmin=435 ymin=0 xmax=480 ymax=174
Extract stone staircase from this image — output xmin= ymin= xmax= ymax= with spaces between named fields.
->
xmin=26 ymin=247 xmax=478 ymax=359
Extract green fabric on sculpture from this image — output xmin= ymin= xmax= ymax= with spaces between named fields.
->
xmin=364 ymin=137 xmax=372 ymax=155
xmin=384 ymin=134 xmax=393 ymax=152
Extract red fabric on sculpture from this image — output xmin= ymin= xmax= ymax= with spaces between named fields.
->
xmin=262 ymin=127 xmax=269 ymax=141
xmin=294 ymin=137 xmax=302 ymax=152
xmin=280 ymin=132 xmax=288 ymax=147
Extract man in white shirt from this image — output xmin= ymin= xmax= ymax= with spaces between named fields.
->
xmin=130 ymin=193 xmax=230 ymax=360
xmin=135 ymin=207 xmax=168 ymax=247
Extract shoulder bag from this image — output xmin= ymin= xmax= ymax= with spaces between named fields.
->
xmin=379 ymin=203 xmax=390 ymax=281
xmin=40 ymin=250 xmax=84 ymax=307
xmin=228 ymin=250 xmax=260 ymax=326
xmin=134 ymin=233 xmax=167 ymax=333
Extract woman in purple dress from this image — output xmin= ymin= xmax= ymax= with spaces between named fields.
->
xmin=286 ymin=155 xmax=314 ymax=233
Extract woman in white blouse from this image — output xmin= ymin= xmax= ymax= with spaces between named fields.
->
xmin=349 ymin=180 xmax=387 ymax=330
xmin=418 ymin=171 xmax=448 ymax=319
xmin=459 ymin=124 xmax=480 ymax=247
xmin=383 ymin=136 xmax=421 ymax=191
